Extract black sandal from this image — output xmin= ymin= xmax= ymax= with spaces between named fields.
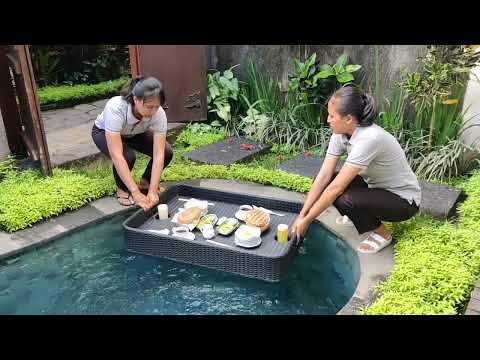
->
xmin=116 ymin=192 xmax=135 ymax=206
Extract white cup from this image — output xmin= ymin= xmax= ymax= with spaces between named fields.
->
xmin=157 ymin=204 xmax=169 ymax=220
xmin=202 ymin=224 xmax=215 ymax=239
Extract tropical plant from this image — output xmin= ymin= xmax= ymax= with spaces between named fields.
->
xmin=401 ymin=45 xmax=480 ymax=148
xmin=288 ymin=53 xmax=362 ymax=106
xmin=374 ymin=45 xmax=480 ymax=181
xmin=207 ymin=65 xmax=240 ymax=130
xmin=237 ymin=96 xmax=270 ymax=142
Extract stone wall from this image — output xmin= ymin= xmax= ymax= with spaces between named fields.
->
xmin=212 ymin=45 xmax=428 ymax=97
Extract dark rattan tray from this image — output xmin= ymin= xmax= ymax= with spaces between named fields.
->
xmin=123 ymin=184 xmax=303 ymax=282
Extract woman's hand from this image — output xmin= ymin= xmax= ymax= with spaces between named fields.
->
xmin=131 ymin=190 xmax=150 ymax=211
xmin=291 ymin=215 xmax=312 ymax=244
xmin=146 ymin=191 xmax=159 ymax=209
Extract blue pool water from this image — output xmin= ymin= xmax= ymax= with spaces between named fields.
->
xmin=0 ymin=213 xmax=360 ymax=315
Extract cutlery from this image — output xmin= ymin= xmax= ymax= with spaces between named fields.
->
xmin=252 ymin=205 xmax=285 ymax=217
xmin=179 ymin=198 xmax=215 ymax=206
xmin=206 ymin=240 xmax=236 ymax=249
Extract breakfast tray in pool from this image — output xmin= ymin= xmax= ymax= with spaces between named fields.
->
xmin=122 ymin=184 xmax=303 ymax=282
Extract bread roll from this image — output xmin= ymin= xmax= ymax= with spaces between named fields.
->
xmin=178 ymin=207 xmax=202 ymax=224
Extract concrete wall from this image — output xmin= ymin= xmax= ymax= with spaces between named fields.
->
xmin=213 ymin=45 xmax=428 ymax=98
xmin=0 ymin=109 xmax=10 ymax=159
xmin=460 ymin=65 xmax=480 ymax=152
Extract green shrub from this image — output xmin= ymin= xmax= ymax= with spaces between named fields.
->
xmin=37 ymin=77 xmax=129 ymax=109
xmin=175 ymin=123 xmax=227 ymax=150
xmin=364 ymin=170 xmax=480 ymax=315
xmin=0 ymin=169 xmax=115 ymax=232
xmin=0 ymin=155 xmax=16 ymax=182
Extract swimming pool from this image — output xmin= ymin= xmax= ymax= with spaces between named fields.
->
xmin=0 ymin=213 xmax=360 ymax=314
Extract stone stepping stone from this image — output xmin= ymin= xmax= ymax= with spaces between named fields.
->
xmin=278 ymin=154 xmax=465 ymax=220
xmin=184 ymin=137 xmax=271 ymax=165
xmin=279 ymin=154 xmax=341 ymax=178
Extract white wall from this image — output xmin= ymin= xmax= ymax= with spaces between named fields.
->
xmin=461 ymin=65 xmax=480 ymax=152
xmin=0 ymin=109 xmax=11 ymax=159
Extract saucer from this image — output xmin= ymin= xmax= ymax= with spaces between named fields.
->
xmin=234 ymin=237 xmax=262 ymax=248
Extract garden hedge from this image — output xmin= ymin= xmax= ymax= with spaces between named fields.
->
xmin=37 ymin=77 xmax=129 ymax=110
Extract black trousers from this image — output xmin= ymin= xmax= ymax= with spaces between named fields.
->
xmin=331 ymin=172 xmax=419 ymax=234
xmin=91 ymin=125 xmax=173 ymax=192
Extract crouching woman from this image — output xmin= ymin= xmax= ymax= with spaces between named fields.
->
xmin=91 ymin=76 xmax=173 ymax=211
xmin=291 ymin=86 xmax=421 ymax=254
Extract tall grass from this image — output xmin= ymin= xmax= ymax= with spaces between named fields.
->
xmin=373 ymin=48 xmax=480 ymax=182
xmin=237 ymin=60 xmax=329 ymax=152
xmin=239 ymin=61 xmax=283 ymax=115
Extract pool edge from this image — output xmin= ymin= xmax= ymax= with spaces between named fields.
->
xmin=0 ymin=179 xmax=394 ymax=315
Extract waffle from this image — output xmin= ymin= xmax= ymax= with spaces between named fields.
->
xmin=245 ymin=208 xmax=270 ymax=231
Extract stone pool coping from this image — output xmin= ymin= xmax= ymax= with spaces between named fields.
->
xmin=0 ymin=179 xmax=394 ymax=315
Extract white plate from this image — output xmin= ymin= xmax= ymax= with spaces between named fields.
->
xmin=235 ymin=210 xmax=247 ymax=221
xmin=234 ymin=237 xmax=262 ymax=249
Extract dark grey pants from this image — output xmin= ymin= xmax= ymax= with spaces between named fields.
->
xmin=91 ymin=125 xmax=173 ymax=192
xmin=331 ymin=173 xmax=419 ymax=234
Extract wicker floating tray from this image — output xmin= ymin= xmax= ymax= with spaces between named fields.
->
xmin=123 ymin=184 xmax=302 ymax=282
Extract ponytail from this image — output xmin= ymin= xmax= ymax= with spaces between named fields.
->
xmin=120 ymin=75 xmax=165 ymax=105
xmin=120 ymin=76 xmax=145 ymax=104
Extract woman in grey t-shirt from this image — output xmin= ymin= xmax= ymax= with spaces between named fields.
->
xmin=91 ymin=76 xmax=173 ymax=211
xmin=292 ymin=86 xmax=421 ymax=254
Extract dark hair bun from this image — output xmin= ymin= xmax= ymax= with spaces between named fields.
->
xmin=360 ymin=93 xmax=377 ymax=126
xmin=330 ymin=86 xmax=378 ymax=127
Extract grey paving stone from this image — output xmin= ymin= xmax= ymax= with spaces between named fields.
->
xmin=72 ymin=103 xmax=98 ymax=112
xmin=471 ymin=288 xmax=480 ymax=301
xmin=51 ymin=204 xmax=106 ymax=231
xmin=278 ymin=154 xmax=465 ymax=220
xmin=0 ymin=232 xmax=20 ymax=258
xmin=6 ymin=224 xmax=68 ymax=259
xmin=467 ymin=298 xmax=480 ymax=312
xmin=465 ymin=309 xmax=480 ymax=315
xmin=90 ymin=99 xmax=109 ymax=108
xmin=279 ymin=154 xmax=342 ymax=178
xmin=90 ymin=196 xmax=135 ymax=215
xmin=184 ymin=137 xmax=271 ymax=165
xmin=418 ymin=180 xmax=465 ymax=219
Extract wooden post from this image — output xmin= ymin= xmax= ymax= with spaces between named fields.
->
xmin=0 ymin=45 xmax=26 ymax=156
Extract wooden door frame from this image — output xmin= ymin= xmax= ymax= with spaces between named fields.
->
xmin=0 ymin=45 xmax=52 ymax=175
xmin=128 ymin=45 xmax=141 ymax=78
